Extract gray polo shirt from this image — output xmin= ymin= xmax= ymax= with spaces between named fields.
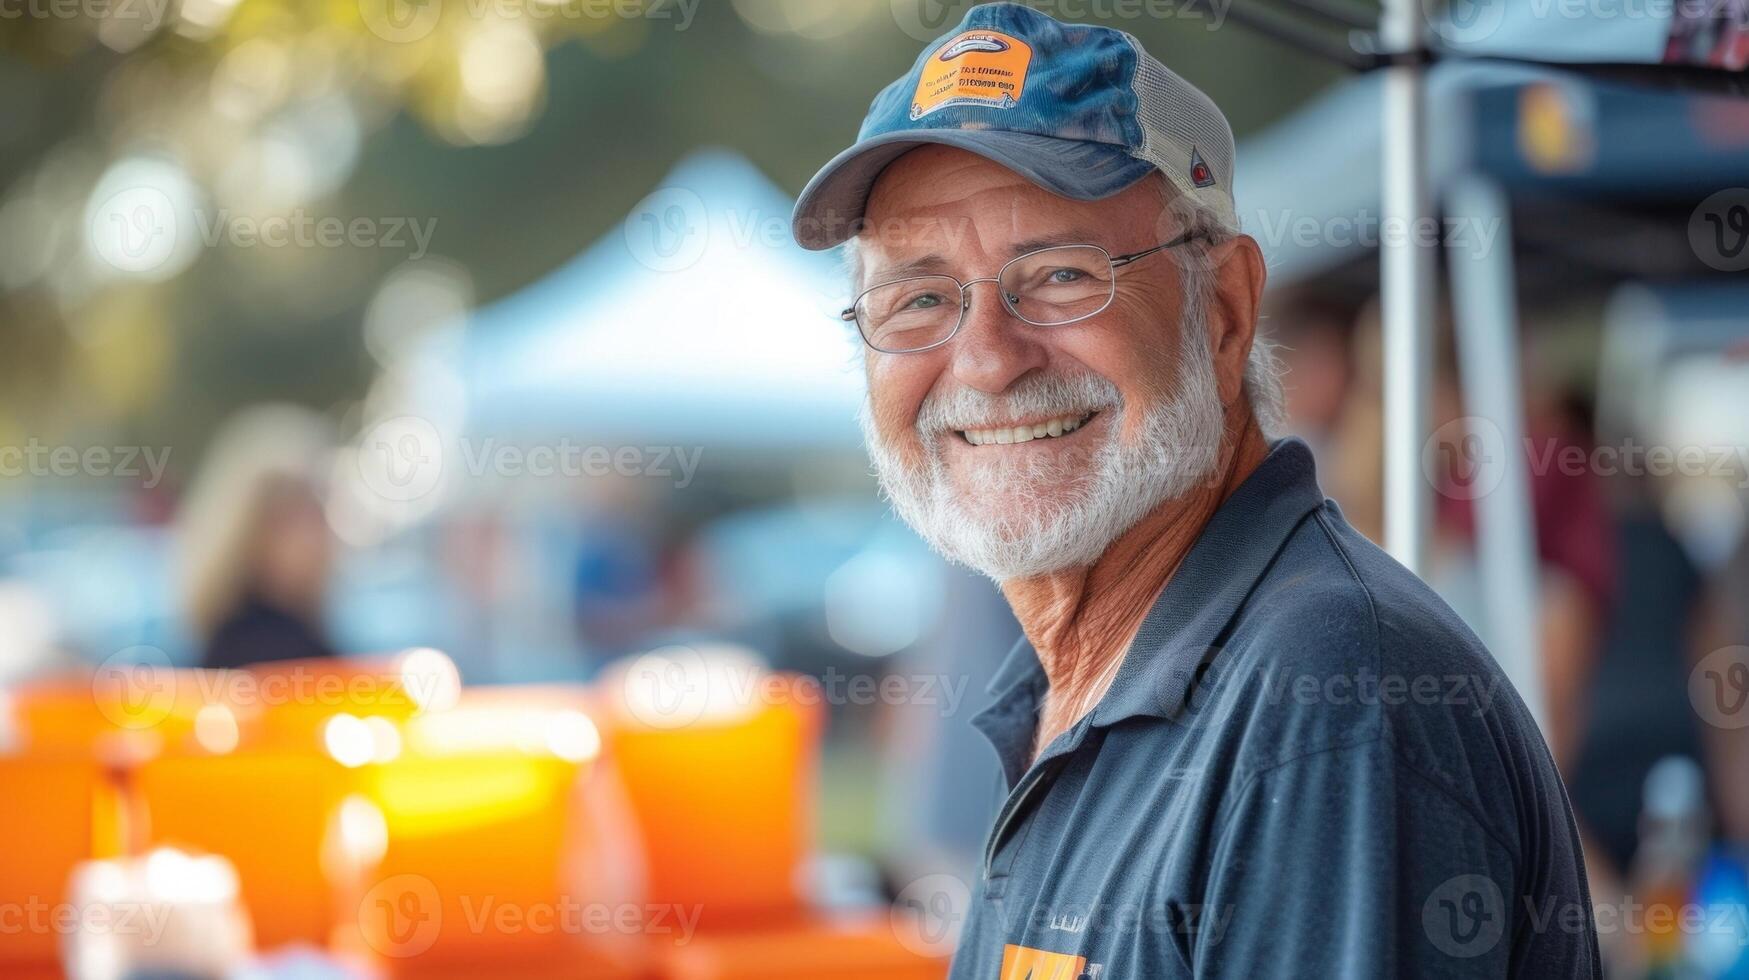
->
xmin=949 ymin=438 xmax=1601 ymax=979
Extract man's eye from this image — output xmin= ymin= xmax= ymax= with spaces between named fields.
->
xmin=1045 ymin=268 xmax=1085 ymax=284
xmin=904 ymin=293 xmax=945 ymax=310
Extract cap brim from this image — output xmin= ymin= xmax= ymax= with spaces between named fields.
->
xmin=790 ymin=130 xmax=1156 ymax=250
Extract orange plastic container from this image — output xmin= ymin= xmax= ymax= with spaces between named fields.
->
xmin=8 ymin=672 xmax=207 ymax=761
xmin=605 ymin=673 xmax=822 ymax=930
xmin=236 ymin=656 xmax=438 ymax=754
xmin=656 ymin=917 xmax=948 ymax=980
xmin=133 ymin=750 xmax=359 ymax=950
xmin=0 ymin=756 xmax=124 ymax=966
xmin=346 ymin=686 xmax=644 ymax=976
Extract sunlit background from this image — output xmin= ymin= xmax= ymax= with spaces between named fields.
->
xmin=3 ymin=0 xmax=1748 ymax=977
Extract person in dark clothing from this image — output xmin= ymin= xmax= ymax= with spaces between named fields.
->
xmin=1571 ymin=508 xmax=1707 ymax=874
xmin=178 ymin=405 xmax=338 ymax=670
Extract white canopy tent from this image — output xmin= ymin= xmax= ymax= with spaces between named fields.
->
xmin=429 ymin=149 xmax=866 ymax=453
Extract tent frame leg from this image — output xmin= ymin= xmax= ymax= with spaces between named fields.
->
xmin=1379 ymin=0 xmax=1435 ymax=574
xmin=1447 ymin=175 xmax=1547 ymax=731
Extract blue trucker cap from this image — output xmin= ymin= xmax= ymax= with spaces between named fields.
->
xmin=791 ymin=1 xmax=1238 ymax=250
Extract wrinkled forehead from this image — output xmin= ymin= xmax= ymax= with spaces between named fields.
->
xmin=855 ymin=146 xmax=1161 ymax=279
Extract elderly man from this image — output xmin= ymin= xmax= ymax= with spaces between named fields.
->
xmin=791 ymin=4 xmax=1599 ymax=978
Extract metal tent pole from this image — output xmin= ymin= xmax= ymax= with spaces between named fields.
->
xmin=1447 ymin=175 xmax=1547 ymax=731
xmin=1379 ymin=0 xmax=1435 ymax=574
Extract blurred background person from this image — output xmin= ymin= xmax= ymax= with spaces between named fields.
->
xmin=1267 ymin=292 xmax=1355 ymax=459
xmin=177 ymin=404 xmax=338 ymax=669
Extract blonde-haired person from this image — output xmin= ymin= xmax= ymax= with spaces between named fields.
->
xmin=178 ymin=404 xmax=337 ymax=670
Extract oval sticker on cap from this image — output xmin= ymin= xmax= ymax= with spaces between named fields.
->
xmin=940 ymin=36 xmax=1009 ymax=59
xmin=911 ymin=30 xmax=1032 ymax=120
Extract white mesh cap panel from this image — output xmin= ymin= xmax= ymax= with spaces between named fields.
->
xmin=1125 ymin=36 xmax=1238 ymax=230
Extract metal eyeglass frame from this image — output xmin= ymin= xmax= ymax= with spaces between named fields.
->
xmin=839 ymin=230 xmax=1201 ymax=354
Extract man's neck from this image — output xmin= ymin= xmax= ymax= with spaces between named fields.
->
xmin=1001 ymin=411 xmax=1270 ymax=757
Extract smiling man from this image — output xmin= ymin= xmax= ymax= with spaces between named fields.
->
xmin=791 ymin=4 xmax=1598 ymax=978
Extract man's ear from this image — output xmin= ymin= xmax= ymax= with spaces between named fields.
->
xmin=1204 ymin=234 xmax=1267 ymax=406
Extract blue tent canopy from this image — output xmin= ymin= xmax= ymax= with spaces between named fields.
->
xmin=1235 ymin=2 xmax=1747 ymax=286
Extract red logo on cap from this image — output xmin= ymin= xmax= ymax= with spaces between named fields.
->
xmin=1189 ymin=147 xmax=1216 ymax=188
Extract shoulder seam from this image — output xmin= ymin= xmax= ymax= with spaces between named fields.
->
xmin=1302 ymin=508 xmax=1523 ymax=863
xmin=1393 ymin=749 xmax=1524 ymax=863
xmin=1307 ymin=507 xmax=1386 ymax=747
xmin=1212 ymin=734 xmax=1522 ymax=875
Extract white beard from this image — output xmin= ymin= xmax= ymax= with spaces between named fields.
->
xmin=862 ymin=331 xmax=1227 ymax=582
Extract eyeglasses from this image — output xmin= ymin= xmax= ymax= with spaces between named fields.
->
xmin=840 ymin=232 xmax=1199 ymax=354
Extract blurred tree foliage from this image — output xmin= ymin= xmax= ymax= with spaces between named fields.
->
xmin=0 ymin=0 xmax=1347 ymax=475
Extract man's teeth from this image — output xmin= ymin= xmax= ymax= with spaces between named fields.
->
xmin=960 ymin=413 xmax=1090 ymax=446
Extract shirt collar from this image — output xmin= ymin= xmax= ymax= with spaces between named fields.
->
xmin=972 ymin=438 xmax=1328 ymax=768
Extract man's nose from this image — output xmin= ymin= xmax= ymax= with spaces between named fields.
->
xmin=948 ymin=281 xmax=1048 ymax=394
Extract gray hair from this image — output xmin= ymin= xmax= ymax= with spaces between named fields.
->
xmin=839 ymin=176 xmax=1285 ymax=437
xmin=1171 ymin=191 xmax=1287 ymax=437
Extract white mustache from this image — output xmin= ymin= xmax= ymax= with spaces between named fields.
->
xmin=914 ymin=373 xmax=1123 ymax=434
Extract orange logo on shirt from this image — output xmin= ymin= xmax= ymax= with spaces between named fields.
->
xmin=998 ymin=943 xmax=1087 ymax=980
xmin=910 ymin=30 xmax=1033 ymax=120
